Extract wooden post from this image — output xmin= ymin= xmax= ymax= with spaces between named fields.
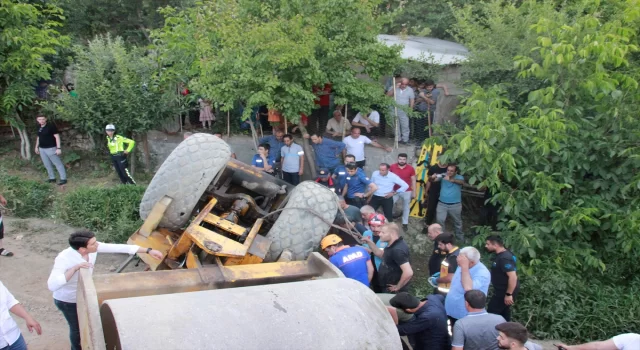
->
xmin=427 ymin=110 xmax=432 ymax=138
xmin=248 ymin=120 xmax=259 ymax=151
xmin=392 ymin=77 xmax=399 ymax=149
xmin=341 ymin=103 xmax=348 ymax=139
xmin=284 ymin=114 xmax=288 ymax=134
xmin=227 ymin=111 xmax=231 ymax=137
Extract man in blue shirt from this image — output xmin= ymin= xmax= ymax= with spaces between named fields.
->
xmin=432 ymin=164 xmax=465 ymax=241
xmin=370 ymin=163 xmax=409 ymax=222
xmin=333 ymin=154 xmax=362 ymax=192
xmin=251 ymin=144 xmax=276 ymax=175
xmin=280 ymin=134 xmax=304 ymax=185
xmin=309 ymin=133 xmax=346 ymax=174
xmin=388 ymin=293 xmax=450 ymax=350
xmin=259 ymin=129 xmax=285 ymax=163
xmin=445 ymin=247 xmax=491 ymax=326
xmin=321 ymin=234 xmax=373 ymax=286
xmin=343 ymin=163 xmax=377 ymax=208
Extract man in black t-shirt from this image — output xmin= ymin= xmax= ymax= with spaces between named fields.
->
xmin=35 ymin=115 xmax=67 ymax=185
xmin=485 ymin=235 xmax=520 ymax=321
xmin=363 ymin=222 xmax=413 ymax=293
xmin=424 ymin=161 xmax=448 ymax=225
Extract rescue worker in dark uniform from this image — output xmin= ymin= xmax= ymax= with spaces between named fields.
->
xmin=105 ymin=124 xmax=136 ymax=184
xmin=315 ymin=168 xmax=336 ymax=192
xmin=429 ymin=233 xmax=460 ymax=295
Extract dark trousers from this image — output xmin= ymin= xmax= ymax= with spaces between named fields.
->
xmin=369 ymin=195 xmax=394 ymax=222
xmin=308 ymin=105 xmax=330 ymax=135
xmin=282 ymin=172 xmax=300 ymax=185
xmin=488 ymin=289 xmax=517 ymax=321
xmin=356 ymin=160 xmax=366 ymax=169
xmin=55 ymin=299 xmax=81 ymax=350
xmin=448 ymin=316 xmax=458 ymax=328
xmin=425 ymin=190 xmax=439 ymax=224
xmin=346 ymin=197 xmax=366 ymax=208
xmin=111 ymin=153 xmax=135 ymax=184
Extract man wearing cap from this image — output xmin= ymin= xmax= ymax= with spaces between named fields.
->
xmin=105 ymin=124 xmax=136 ymax=184
xmin=387 ymin=292 xmax=450 ymax=350
xmin=314 ymin=168 xmax=336 ymax=191
xmin=361 ymin=213 xmax=388 ymax=292
xmin=280 ymin=134 xmax=304 ymax=185
xmin=321 ymin=234 xmax=373 ymax=287
xmin=309 ymin=133 xmax=346 ymax=174
xmin=343 ymin=163 xmax=377 ymax=208
xmin=370 ymin=163 xmax=409 ymax=223
xmin=363 ymin=223 xmax=413 ymax=293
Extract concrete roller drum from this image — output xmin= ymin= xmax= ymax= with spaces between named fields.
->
xmin=100 ymin=278 xmax=402 ymax=350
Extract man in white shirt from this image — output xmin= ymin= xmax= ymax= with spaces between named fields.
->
xmin=342 ymin=127 xmax=392 ymax=169
xmin=0 ymin=281 xmax=42 ymax=350
xmin=370 ymin=163 xmax=408 ymax=222
xmin=558 ymin=333 xmax=640 ymax=350
xmin=325 ymin=110 xmax=351 ymax=139
xmin=48 ymin=231 xmax=162 ymax=350
xmin=352 ymin=110 xmax=381 ymax=136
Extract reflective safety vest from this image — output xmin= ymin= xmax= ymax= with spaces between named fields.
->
xmin=107 ymin=135 xmax=136 ymax=155
xmin=438 ymin=246 xmax=460 ymax=294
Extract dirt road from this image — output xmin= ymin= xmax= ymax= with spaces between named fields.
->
xmin=0 ymin=217 xmax=136 ymax=350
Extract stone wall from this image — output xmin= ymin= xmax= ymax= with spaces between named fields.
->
xmin=59 ymin=127 xmax=95 ymax=150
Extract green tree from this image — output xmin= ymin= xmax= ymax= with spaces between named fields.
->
xmin=438 ymin=0 xmax=640 ymax=275
xmin=54 ymin=35 xmax=181 ymax=163
xmin=154 ymin=0 xmax=402 ymax=124
xmin=0 ymin=0 xmax=69 ymax=159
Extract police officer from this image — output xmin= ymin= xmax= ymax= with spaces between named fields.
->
xmin=105 ymin=124 xmax=136 ymax=184
xmin=343 ymin=163 xmax=377 ymax=208
xmin=321 ymin=234 xmax=373 ymax=287
xmin=333 ymin=154 xmax=364 ymax=195
xmin=314 ymin=168 xmax=336 ymax=191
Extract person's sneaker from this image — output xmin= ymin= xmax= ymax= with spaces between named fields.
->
xmin=47 ymin=179 xmax=56 ymax=183
xmin=403 ymin=224 xmax=409 ymax=231
xmin=0 ymin=248 xmax=13 ymax=257
xmin=58 ymin=179 xmax=67 ymax=186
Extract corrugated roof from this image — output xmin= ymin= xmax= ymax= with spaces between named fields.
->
xmin=378 ymin=35 xmax=468 ymax=65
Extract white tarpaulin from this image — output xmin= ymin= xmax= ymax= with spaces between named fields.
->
xmin=378 ymin=34 xmax=468 ymax=65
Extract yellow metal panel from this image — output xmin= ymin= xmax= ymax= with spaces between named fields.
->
xmin=139 ymin=196 xmax=173 ymax=237
xmin=186 ymin=251 xmax=201 ymax=269
xmin=410 ymin=144 xmax=444 ymax=218
xmin=202 ymin=213 xmax=248 ymax=237
xmin=187 ymin=225 xmax=248 ymax=258
xmin=127 ymin=229 xmax=172 ymax=271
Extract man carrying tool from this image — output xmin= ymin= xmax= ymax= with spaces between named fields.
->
xmin=48 ymin=231 xmax=163 ymax=350
xmin=321 ymin=234 xmax=373 ymax=287
xmin=105 ymin=124 xmax=136 ymax=184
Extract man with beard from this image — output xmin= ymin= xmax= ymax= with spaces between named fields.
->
xmin=390 ymin=153 xmax=417 ymax=231
xmin=429 ymin=233 xmax=460 ymax=295
xmin=495 ymin=322 xmax=543 ymax=350
xmin=485 ymin=235 xmax=520 ymax=321
xmin=424 ymin=159 xmax=448 ymax=225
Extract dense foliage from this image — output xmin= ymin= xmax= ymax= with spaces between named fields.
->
xmin=0 ymin=171 xmax=54 ymax=218
xmin=53 ymin=35 xmax=182 ymax=136
xmin=56 ymin=185 xmax=145 ymax=242
xmin=0 ymin=0 xmax=69 ymax=159
xmin=427 ymin=0 xmax=640 ymax=340
xmin=154 ymin=0 xmax=401 ymax=122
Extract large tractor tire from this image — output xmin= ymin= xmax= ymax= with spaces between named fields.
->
xmin=266 ymin=181 xmax=339 ymax=261
xmin=139 ymin=133 xmax=231 ymax=230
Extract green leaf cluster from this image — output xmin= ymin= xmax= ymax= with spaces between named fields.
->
xmin=53 ymin=35 xmax=183 ymax=136
xmin=153 ymin=0 xmax=402 ymax=123
xmin=440 ymin=0 xmax=640 ymax=275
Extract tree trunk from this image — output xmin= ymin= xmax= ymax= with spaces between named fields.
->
xmin=14 ymin=113 xmax=31 ymax=160
xmin=130 ymin=133 xmax=136 ymax=176
xmin=141 ymin=132 xmax=151 ymax=170
xmin=298 ymin=125 xmax=316 ymax=178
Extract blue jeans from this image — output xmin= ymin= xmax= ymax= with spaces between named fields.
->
xmin=0 ymin=334 xmax=27 ymax=350
xmin=54 ymin=299 xmax=81 ymax=350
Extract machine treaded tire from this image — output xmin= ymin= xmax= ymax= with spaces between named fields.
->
xmin=266 ymin=181 xmax=338 ymax=261
xmin=139 ymin=133 xmax=231 ymax=230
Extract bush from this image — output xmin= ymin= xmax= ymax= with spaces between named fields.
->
xmin=56 ymin=185 xmax=145 ymax=243
xmin=516 ymin=265 xmax=640 ymax=342
xmin=0 ymin=173 xmax=54 ymax=218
